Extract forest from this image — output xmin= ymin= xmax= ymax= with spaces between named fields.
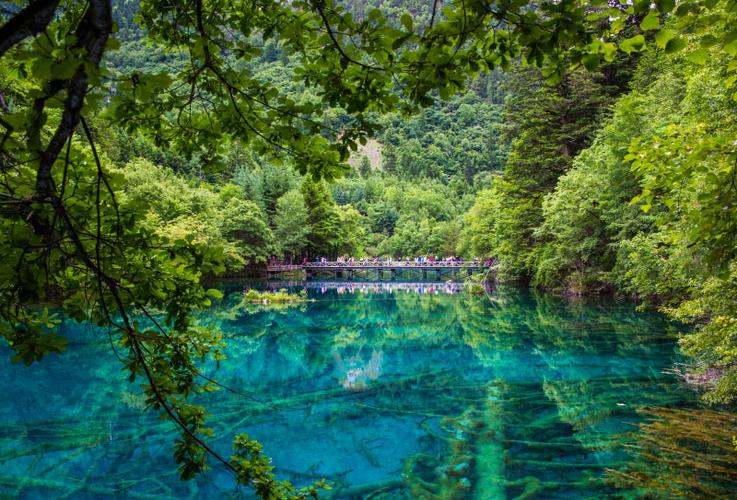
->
xmin=2 ymin=0 xmax=737 ymax=497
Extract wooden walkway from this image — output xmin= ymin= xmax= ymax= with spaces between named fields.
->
xmin=266 ymin=264 xmax=304 ymax=272
xmin=267 ymin=260 xmax=491 ymax=278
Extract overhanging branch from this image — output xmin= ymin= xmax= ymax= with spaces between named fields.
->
xmin=0 ymin=0 xmax=61 ymax=57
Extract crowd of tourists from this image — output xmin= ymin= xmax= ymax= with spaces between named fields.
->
xmin=268 ymin=255 xmax=496 ymax=267
xmin=267 ymin=256 xmax=497 ymax=267
xmin=324 ymin=255 xmax=472 ymax=265
xmin=327 ymin=282 xmax=464 ymax=295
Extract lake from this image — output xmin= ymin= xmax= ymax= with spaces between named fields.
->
xmin=0 ymin=281 xmax=705 ymax=498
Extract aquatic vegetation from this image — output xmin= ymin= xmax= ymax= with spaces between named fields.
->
xmin=243 ymin=288 xmax=308 ymax=304
xmin=607 ymin=407 xmax=737 ymax=497
xmin=235 ymin=288 xmax=310 ymax=314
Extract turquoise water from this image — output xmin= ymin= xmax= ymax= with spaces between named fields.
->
xmin=0 ymin=282 xmax=693 ymax=498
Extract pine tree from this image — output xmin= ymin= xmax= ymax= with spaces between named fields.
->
xmin=301 ymin=178 xmax=341 ymax=258
xmin=486 ymin=65 xmax=616 ymax=276
xmin=273 ymin=189 xmax=309 ymax=260
xmin=359 ymin=154 xmax=372 ymax=177
xmin=382 ymin=144 xmax=397 ymax=175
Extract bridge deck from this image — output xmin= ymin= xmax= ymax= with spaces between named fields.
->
xmin=267 ymin=262 xmax=488 ymax=272
xmin=266 ymin=280 xmax=465 ymax=293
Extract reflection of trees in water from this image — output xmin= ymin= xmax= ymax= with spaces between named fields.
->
xmin=402 ymin=287 xmax=701 ymax=498
xmin=204 ymin=284 xmax=680 ymax=370
xmin=11 ymin=287 xmax=719 ymax=497
xmin=332 ymin=349 xmax=384 ymax=391
xmin=508 ymin=289 xmax=699 ymax=496
xmin=190 ymin=286 xmax=722 ymax=498
xmin=455 ymin=291 xmax=529 ymax=361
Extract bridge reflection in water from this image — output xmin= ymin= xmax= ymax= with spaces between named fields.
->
xmin=265 ymin=280 xmax=465 ymax=295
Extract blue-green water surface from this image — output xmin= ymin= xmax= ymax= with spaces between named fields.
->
xmin=0 ymin=282 xmax=693 ymax=498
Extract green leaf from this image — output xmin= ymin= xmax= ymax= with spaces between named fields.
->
xmin=634 ymin=0 xmax=651 ymax=14
xmin=640 ymin=11 xmax=661 ymax=31
xmin=687 ymin=47 xmax=708 ymax=65
xmin=31 ymin=57 xmax=53 ymax=80
xmin=52 ymin=58 xmax=83 ymax=79
xmin=611 ymin=15 xmax=626 ymax=33
xmin=725 ymin=39 xmax=737 ymax=57
xmin=665 ymin=37 xmax=687 ymax=53
xmin=620 ymin=35 xmax=646 ymax=53
xmin=392 ymin=33 xmax=412 ymax=50
xmin=655 ymin=29 xmax=675 ymax=49
xmin=582 ymin=53 xmax=600 ymax=70
xmin=656 ymin=0 xmax=675 ymax=13
xmin=106 ymin=36 xmax=122 ymax=51
xmin=601 ymin=42 xmax=618 ymax=61
xmin=700 ymin=35 xmax=719 ymax=48
xmin=400 ymin=13 xmax=413 ymax=31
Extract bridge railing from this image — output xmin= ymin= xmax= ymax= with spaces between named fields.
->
xmin=267 ymin=259 xmax=496 ymax=272
xmin=303 ymin=261 xmax=482 ymax=268
xmin=266 ymin=264 xmax=304 ymax=272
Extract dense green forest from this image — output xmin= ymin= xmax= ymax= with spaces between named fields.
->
xmin=2 ymin=0 xmax=737 ymax=496
xmin=104 ymin=2 xmax=506 ymax=262
xmin=459 ymin=23 xmax=737 ymax=404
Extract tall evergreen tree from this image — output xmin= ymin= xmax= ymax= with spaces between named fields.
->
xmin=382 ymin=144 xmax=398 ymax=175
xmin=301 ymin=178 xmax=341 ymax=258
xmin=486 ymin=65 xmax=616 ymax=276
xmin=359 ymin=155 xmax=372 ymax=178
xmin=273 ymin=189 xmax=309 ymax=260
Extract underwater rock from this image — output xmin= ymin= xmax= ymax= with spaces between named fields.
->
xmin=451 ymin=462 xmax=470 ymax=475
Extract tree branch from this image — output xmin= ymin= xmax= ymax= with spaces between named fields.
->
xmin=0 ymin=0 xmax=61 ymax=57
xmin=310 ymin=0 xmax=384 ymax=71
xmin=35 ymin=0 xmax=112 ymax=198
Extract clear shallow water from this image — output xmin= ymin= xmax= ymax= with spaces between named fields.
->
xmin=0 ymin=282 xmax=693 ymax=498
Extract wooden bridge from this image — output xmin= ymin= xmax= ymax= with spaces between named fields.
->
xmin=266 ymin=260 xmax=492 ymax=279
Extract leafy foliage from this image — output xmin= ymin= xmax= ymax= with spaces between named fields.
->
xmin=457 ymin=64 xmax=619 ymax=278
xmin=121 ymin=159 xmax=273 ymax=267
xmin=468 ymin=4 xmax=737 ymax=404
xmin=274 ymin=189 xmax=310 ymax=260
